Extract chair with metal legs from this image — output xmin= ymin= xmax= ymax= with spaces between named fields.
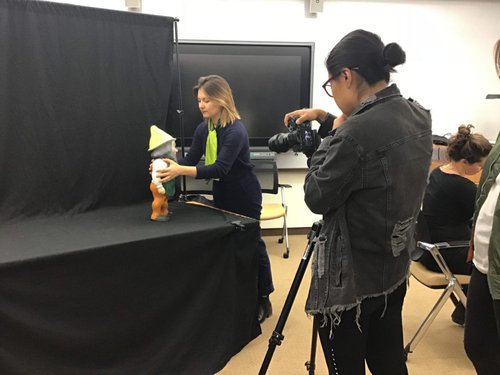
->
xmin=405 ymin=237 xmax=470 ymax=357
xmin=256 ymin=160 xmax=291 ymax=258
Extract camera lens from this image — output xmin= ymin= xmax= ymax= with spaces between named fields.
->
xmin=268 ymin=133 xmax=292 ymax=153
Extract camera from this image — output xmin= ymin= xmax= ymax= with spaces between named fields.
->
xmin=268 ymin=116 xmax=319 ymax=156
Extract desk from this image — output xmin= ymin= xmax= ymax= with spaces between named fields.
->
xmin=0 ymin=202 xmax=260 ymax=374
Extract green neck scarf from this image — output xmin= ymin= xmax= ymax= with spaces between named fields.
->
xmin=205 ymin=119 xmax=218 ymax=166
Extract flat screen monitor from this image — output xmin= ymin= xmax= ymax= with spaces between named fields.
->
xmin=166 ymin=40 xmax=314 ymax=150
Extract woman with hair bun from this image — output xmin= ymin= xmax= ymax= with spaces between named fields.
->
xmin=422 ymin=124 xmax=492 ymax=270
xmin=421 ymin=124 xmax=492 ymax=325
xmin=285 ymin=30 xmax=432 ymax=374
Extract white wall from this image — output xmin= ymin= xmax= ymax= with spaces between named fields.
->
xmin=45 ymin=0 xmax=500 ymax=228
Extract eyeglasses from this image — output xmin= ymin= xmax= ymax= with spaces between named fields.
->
xmin=322 ymin=77 xmax=335 ymax=98
xmin=322 ymin=67 xmax=360 ymax=98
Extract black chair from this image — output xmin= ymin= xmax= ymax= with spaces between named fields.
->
xmin=254 ymin=160 xmax=291 ymax=258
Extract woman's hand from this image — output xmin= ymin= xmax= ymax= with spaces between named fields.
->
xmin=466 ymin=229 xmax=475 ymax=263
xmin=155 ymin=159 xmax=197 ymax=182
xmin=284 ymin=108 xmax=328 ymax=126
xmin=156 ymin=158 xmax=180 ymax=183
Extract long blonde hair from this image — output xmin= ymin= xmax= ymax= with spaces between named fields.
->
xmin=193 ymin=75 xmax=240 ymax=127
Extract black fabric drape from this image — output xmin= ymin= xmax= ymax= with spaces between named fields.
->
xmin=0 ymin=202 xmax=261 ymax=374
xmin=0 ymin=0 xmax=175 ymax=221
xmin=0 ymin=3 xmax=262 ymax=373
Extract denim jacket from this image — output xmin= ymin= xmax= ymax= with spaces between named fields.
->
xmin=304 ymin=84 xmax=432 ymax=319
xmin=473 ymin=132 xmax=500 ymax=299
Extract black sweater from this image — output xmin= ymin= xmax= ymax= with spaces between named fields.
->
xmin=422 ymin=167 xmax=477 ymax=241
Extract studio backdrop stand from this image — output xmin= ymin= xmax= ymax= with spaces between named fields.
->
xmin=259 ymin=221 xmax=324 ymax=375
xmin=171 ymin=19 xmax=188 ymax=197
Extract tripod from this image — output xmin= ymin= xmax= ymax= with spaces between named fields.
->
xmin=259 ymin=221 xmax=324 ymax=375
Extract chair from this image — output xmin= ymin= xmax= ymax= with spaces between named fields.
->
xmin=404 ymin=213 xmax=471 ymax=357
xmin=254 ymin=160 xmax=291 ymax=258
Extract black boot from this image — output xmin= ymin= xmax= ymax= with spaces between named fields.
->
xmin=451 ymin=303 xmax=465 ymax=326
xmin=257 ymin=295 xmax=272 ymax=323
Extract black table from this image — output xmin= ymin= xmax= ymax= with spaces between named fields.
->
xmin=0 ymin=202 xmax=261 ymax=374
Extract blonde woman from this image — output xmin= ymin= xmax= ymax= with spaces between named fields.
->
xmin=157 ymin=75 xmax=274 ymax=323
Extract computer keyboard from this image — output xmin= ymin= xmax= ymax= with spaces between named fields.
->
xmin=250 ymin=151 xmax=276 ymax=160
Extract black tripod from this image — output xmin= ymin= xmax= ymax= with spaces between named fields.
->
xmin=259 ymin=221 xmax=324 ymax=375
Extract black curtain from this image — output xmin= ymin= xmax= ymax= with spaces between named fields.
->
xmin=0 ymin=0 xmax=176 ymax=221
xmin=0 ymin=203 xmax=261 ymax=374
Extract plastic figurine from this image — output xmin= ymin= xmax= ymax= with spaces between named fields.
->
xmin=148 ymin=125 xmax=177 ymax=221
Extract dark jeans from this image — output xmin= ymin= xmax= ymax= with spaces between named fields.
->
xmin=315 ymin=282 xmax=408 ymax=375
xmin=464 ymin=267 xmax=500 ymax=375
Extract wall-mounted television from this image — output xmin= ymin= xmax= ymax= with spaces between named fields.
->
xmin=166 ymin=40 xmax=314 ymax=151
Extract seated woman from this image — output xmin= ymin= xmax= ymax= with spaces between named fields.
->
xmin=421 ymin=124 xmax=492 ymax=324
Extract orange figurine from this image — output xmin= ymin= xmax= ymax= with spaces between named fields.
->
xmin=148 ymin=125 xmax=177 ymax=221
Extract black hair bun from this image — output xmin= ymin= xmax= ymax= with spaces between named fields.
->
xmin=383 ymin=43 xmax=406 ymax=68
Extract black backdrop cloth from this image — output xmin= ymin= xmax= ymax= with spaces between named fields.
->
xmin=0 ymin=202 xmax=261 ymax=374
xmin=0 ymin=3 xmax=261 ymax=373
xmin=0 ymin=0 xmax=176 ymax=221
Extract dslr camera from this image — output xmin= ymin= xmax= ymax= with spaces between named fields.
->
xmin=268 ymin=116 xmax=320 ymax=157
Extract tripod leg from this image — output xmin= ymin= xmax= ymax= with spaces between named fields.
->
xmin=259 ymin=221 xmax=323 ymax=375
xmin=305 ymin=318 xmax=318 ymax=374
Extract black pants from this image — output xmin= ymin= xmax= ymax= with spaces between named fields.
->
xmin=464 ymin=267 xmax=500 ymax=375
xmin=419 ymin=246 xmax=473 ymax=275
xmin=213 ymin=176 xmax=274 ymax=297
xmin=315 ymin=282 xmax=408 ymax=375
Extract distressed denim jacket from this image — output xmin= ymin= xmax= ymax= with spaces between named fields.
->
xmin=304 ymin=84 xmax=432 ymax=320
